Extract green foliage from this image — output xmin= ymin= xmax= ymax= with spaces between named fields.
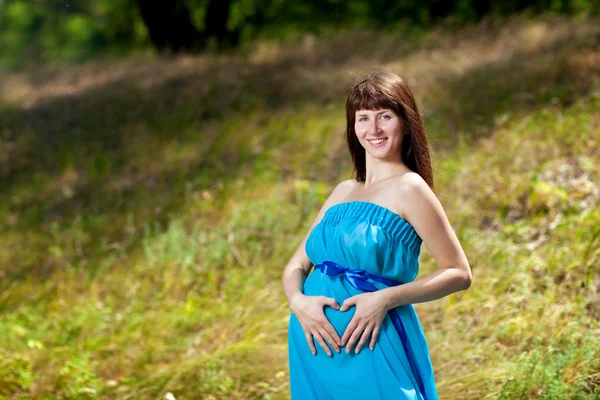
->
xmin=0 ymin=0 xmax=147 ymax=70
xmin=498 ymin=333 xmax=600 ymax=399
xmin=1 ymin=0 xmax=599 ymax=70
xmin=54 ymin=353 xmax=103 ymax=399
xmin=62 ymin=14 xmax=105 ymax=63
xmin=0 ymin=1 xmax=44 ymax=69
xmin=0 ymin=353 xmax=33 ymax=397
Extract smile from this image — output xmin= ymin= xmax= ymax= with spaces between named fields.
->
xmin=368 ymin=138 xmax=388 ymax=147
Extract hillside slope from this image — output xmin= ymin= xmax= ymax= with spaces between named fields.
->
xmin=0 ymin=13 xmax=599 ymax=399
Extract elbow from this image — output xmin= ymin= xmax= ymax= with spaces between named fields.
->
xmin=448 ymin=265 xmax=472 ymax=291
xmin=460 ymin=270 xmax=472 ymax=291
xmin=445 ymin=266 xmax=472 ymax=292
xmin=461 ymin=276 xmax=472 ymax=291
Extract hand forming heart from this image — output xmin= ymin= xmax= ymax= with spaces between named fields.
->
xmin=339 ymin=291 xmax=389 ymax=354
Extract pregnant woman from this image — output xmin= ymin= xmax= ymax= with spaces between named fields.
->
xmin=282 ymin=69 xmax=473 ymax=400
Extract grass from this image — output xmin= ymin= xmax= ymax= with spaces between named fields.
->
xmin=0 ymin=11 xmax=599 ymax=400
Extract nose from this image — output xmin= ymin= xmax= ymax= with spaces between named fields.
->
xmin=367 ymin=118 xmax=381 ymax=134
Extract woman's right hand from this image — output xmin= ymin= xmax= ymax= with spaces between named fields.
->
xmin=290 ymin=293 xmax=342 ymax=356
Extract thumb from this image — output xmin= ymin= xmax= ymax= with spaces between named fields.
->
xmin=339 ymin=298 xmax=355 ymax=312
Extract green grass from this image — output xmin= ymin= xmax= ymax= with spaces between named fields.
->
xmin=0 ymin=12 xmax=599 ymax=400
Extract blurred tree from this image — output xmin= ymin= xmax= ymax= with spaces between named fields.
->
xmin=135 ymin=0 xmax=242 ymax=52
xmin=428 ymin=0 xmax=455 ymax=20
xmin=136 ymin=0 xmax=204 ymax=51
xmin=0 ymin=1 xmax=44 ymax=68
xmin=472 ymin=0 xmax=492 ymax=19
xmin=204 ymin=0 xmax=239 ymax=47
xmin=1 ymin=0 xmax=598 ymax=69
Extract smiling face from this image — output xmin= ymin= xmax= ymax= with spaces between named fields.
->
xmin=354 ymin=108 xmax=405 ymax=161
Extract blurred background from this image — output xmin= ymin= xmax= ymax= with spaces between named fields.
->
xmin=1 ymin=0 xmax=599 ymax=399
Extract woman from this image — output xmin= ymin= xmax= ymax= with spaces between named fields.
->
xmin=282 ymin=69 xmax=472 ymax=400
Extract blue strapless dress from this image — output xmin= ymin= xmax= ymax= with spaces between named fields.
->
xmin=288 ymin=201 xmax=438 ymax=400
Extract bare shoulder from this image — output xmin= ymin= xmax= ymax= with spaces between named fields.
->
xmin=398 ymin=171 xmax=429 ymax=190
xmin=335 ymin=178 xmax=359 ymax=193
xmin=394 ymin=172 xmax=437 ymax=220
xmin=315 ymin=178 xmax=360 ymax=215
xmin=306 ymin=179 xmax=359 ymax=228
xmin=330 ymin=178 xmax=359 ymax=202
xmin=395 ymin=172 xmax=471 ymax=287
xmin=336 ymin=178 xmax=360 ymax=190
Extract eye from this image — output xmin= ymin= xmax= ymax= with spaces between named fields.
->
xmin=381 ymin=114 xmax=391 ymax=120
xmin=358 ymin=116 xmax=367 ymax=122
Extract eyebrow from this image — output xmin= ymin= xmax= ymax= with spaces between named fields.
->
xmin=356 ymin=110 xmax=391 ymax=117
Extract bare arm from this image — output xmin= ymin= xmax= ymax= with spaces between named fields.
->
xmin=379 ymin=174 xmax=473 ymax=310
xmin=282 ymin=179 xmax=356 ymax=311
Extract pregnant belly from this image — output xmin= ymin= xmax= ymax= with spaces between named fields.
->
xmin=323 ymin=305 xmax=356 ymax=338
xmin=303 ymin=272 xmax=358 ymax=337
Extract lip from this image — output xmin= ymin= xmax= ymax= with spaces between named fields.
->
xmin=367 ymin=137 xmax=388 ymax=147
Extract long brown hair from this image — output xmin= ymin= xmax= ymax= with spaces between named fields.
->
xmin=345 ymin=69 xmax=434 ymax=191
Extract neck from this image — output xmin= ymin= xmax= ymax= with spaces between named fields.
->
xmin=363 ymin=155 xmax=408 ymax=188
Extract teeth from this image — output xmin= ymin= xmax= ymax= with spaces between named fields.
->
xmin=370 ymin=139 xmax=385 ymax=144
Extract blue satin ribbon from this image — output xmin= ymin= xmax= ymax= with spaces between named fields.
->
xmin=314 ymin=260 xmax=428 ymax=400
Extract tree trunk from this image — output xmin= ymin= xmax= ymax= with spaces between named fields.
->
xmin=429 ymin=0 xmax=455 ymax=21
xmin=136 ymin=0 xmax=204 ymax=52
xmin=205 ymin=0 xmax=230 ymax=39
xmin=204 ymin=0 xmax=242 ymax=48
xmin=472 ymin=0 xmax=492 ymax=18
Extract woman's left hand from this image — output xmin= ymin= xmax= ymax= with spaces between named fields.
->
xmin=339 ymin=291 xmax=389 ymax=354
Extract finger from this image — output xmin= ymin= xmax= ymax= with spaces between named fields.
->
xmin=324 ymin=322 xmax=342 ymax=347
xmin=339 ymin=298 xmax=355 ymax=312
xmin=341 ymin=318 xmax=358 ymax=346
xmin=318 ymin=327 xmax=340 ymax=353
xmin=304 ymin=331 xmax=317 ymax=355
xmin=369 ymin=325 xmax=381 ymax=351
xmin=346 ymin=324 xmax=366 ymax=354
xmin=312 ymin=331 xmax=333 ymax=356
xmin=322 ymin=297 xmax=340 ymax=310
xmin=354 ymin=325 xmax=373 ymax=354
